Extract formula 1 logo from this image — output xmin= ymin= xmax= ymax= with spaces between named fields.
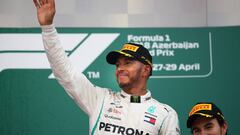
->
xmin=0 ymin=33 xmax=120 ymax=78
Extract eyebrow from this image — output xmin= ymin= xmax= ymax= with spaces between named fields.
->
xmin=204 ymin=121 xmax=213 ymax=127
xmin=191 ymin=121 xmax=214 ymax=133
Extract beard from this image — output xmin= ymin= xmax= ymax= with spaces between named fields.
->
xmin=118 ymin=81 xmax=131 ymax=90
xmin=117 ymin=73 xmax=141 ymax=90
xmin=116 ymin=64 xmax=144 ymax=90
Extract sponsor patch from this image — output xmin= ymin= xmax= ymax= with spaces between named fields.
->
xmin=107 ymin=107 xmax=122 ymax=115
xmin=144 ymin=115 xmax=156 ymax=125
xmin=99 ymin=122 xmax=150 ymax=135
xmin=144 ymin=106 xmax=157 ymax=125
xmin=121 ymin=44 xmax=139 ymax=52
xmin=189 ymin=103 xmax=212 ymax=116
xmin=104 ymin=114 xmax=121 ymax=121
xmin=147 ymin=106 xmax=156 ymax=114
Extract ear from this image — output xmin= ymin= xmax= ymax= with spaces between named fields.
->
xmin=221 ymin=122 xmax=228 ymax=134
xmin=143 ymin=64 xmax=151 ymax=77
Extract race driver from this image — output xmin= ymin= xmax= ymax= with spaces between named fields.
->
xmin=33 ymin=0 xmax=181 ymax=134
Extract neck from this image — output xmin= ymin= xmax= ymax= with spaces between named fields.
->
xmin=122 ymin=85 xmax=147 ymax=96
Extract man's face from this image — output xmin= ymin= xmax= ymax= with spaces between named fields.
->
xmin=191 ymin=117 xmax=227 ymax=135
xmin=115 ymin=56 xmax=148 ymax=90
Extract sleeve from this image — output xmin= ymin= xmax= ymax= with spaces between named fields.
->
xmin=159 ymin=108 xmax=181 ymax=135
xmin=41 ymin=24 xmax=106 ymax=116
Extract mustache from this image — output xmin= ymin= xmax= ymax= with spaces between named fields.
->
xmin=117 ymin=70 xmax=128 ymax=76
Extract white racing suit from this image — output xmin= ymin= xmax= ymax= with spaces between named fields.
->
xmin=41 ymin=24 xmax=181 ymax=135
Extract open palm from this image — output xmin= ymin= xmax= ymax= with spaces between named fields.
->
xmin=33 ymin=0 xmax=55 ymax=25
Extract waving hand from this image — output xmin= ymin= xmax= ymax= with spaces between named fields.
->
xmin=33 ymin=0 xmax=56 ymax=25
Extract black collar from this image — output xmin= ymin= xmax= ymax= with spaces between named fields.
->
xmin=120 ymin=90 xmax=152 ymax=103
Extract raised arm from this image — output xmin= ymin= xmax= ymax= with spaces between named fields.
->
xmin=33 ymin=0 xmax=107 ymax=116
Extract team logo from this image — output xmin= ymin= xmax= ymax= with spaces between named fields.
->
xmin=147 ymin=106 xmax=156 ymax=114
xmin=0 ymin=33 xmax=120 ymax=78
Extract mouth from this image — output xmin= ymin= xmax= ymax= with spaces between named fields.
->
xmin=117 ymin=72 xmax=129 ymax=81
xmin=118 ymin=72 xmax=128 ymax=76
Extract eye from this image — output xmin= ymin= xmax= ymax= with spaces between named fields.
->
xmin=116 ymin=63 xmax=119 ymax=67
xmin=205 ymin=125 xmax=213 ymax=130
xmin=192 ymin=128 xmax=200 ymax=134
xmin=125 ymin=61 xmax=132 ymax=65
xmin=204 ymin=122 xmax=214 ymax=130
xmin=125 ymin=59 xmax=134 ymax=65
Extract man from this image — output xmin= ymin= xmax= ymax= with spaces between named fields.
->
xmin=33 ymin=0 xmax=180 ymax=134
xmin=187 ymin=102 xmax=228 ymax=135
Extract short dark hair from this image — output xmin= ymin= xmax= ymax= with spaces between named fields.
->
xmin=216 ymin=118 xmax=228 ymax=135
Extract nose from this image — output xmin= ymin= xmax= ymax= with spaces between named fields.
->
xmin=116 ymin=65 xmax=124 ymax=71
xmin=196 ymin=131 xmax=207 ymax=135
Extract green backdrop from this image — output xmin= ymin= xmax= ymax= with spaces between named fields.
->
xmin=1 ymin=26 xmax=240 ymax=134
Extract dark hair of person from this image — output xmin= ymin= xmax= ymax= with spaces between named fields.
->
xmin=216 ymin=118 xmax=227 ymax=135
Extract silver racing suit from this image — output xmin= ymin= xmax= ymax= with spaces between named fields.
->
xmin=41 ymin=24 xmax=181 ymax=135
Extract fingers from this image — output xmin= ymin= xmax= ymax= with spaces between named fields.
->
xmin=33 ymin=0 xmax=40 ymax=8
xmin=33 ymin=0 xmax=44 ymax=8
xmin=33 ymin=0 xmax=55 ymax=8
xmin=41 ymin=0 xmax=47 ymax=5
xmin=33 ymin=0 xmax=48 ymax=8
xmin=48 ymin=0 xmax=55 ymax=8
